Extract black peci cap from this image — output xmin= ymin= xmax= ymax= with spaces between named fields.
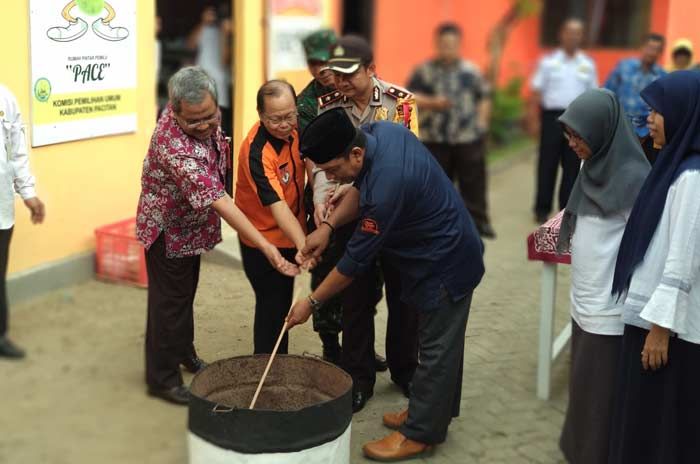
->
xmin=300 ymin=108 xmax=357 ymax=164
xmin=326 ymin=35 xmax=373 ymax=74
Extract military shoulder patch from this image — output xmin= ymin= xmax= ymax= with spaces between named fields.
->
xmin=318 ymin=90 xmax=343 ymax=109
xmin=384 ymin=86 xmax=412 ymax=100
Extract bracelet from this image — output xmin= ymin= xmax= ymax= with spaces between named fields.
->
xmin=321 ymin=220 xmax=336 ymax=234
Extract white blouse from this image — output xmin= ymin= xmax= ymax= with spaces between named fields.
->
xmin=621 ymin=170 xmax=700 ymax=344
xmin=570 ymin=213 xmax=629 ymax=336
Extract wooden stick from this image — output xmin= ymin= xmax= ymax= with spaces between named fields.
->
xmin=249 ymin=293 xmax=299 ymax=410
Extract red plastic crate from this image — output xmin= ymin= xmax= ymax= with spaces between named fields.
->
xmin=95 ymin=218 xmax=148 ymax=288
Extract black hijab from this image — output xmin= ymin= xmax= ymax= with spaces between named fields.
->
xmin=612 ymin=71 xmax=700 ymax=296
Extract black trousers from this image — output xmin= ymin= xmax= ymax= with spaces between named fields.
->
xmin=0 ymin=227 xmax=13 ymax=337
xmin=240 ymin=242 xmax=296 ymax=355
xmin=425 ymin=140 xmax=491 ymax=229
xmin=381 ymin=257 xmax=418 ymax=386
xmin=534 ymin=109 xmax=580 ymax=217
xmin=332 ymin=220 xmax=380 ymax=393
xmin=144 ymin=234 xmax=201 ymax=389
xmin=340 ymin=260 xmax=378 ymax=393
xmin=400 ymin=291 xmax=472 ymax=445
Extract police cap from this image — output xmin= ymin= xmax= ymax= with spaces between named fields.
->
xmin=327 ymin=35 xmax=373 ymax=74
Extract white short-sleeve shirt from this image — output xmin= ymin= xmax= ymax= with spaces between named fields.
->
xmin=531 ymin=49 xmax=599 ymax=110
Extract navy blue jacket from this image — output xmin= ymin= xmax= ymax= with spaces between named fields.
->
xmin=336 ymin=121 xmax=484 ymax=311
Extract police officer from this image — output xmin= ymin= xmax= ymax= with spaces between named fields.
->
xmin=314 ymin=34 xmax=419 ymax=412
xmin=288 ymin=109 xmax=484 ymax=461
xmin=296 ymin=29 xmax=345 ymax=364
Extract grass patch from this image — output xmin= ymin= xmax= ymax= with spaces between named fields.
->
xmin=487 ymin=135 xmax=535 ymax=165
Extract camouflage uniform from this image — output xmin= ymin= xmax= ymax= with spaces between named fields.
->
xmin=296 ymin=29 xmax=344 ymax=341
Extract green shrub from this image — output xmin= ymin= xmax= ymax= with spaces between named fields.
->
xmin=489 ymin=77 xmax=525 ymax=145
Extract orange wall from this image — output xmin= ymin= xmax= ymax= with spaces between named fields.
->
xmin=665 ymin=0 xmax=700 ymax=64
xmin=373 ymin=0 xmax=672 ymax=91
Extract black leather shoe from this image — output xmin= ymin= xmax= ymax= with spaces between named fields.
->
xmin=148 ymin=385 xmax=190 ymax=405
xmin=352 ymin=390 xmax=373 ymax=413
xmin=0 ymin=337 xmax=25 ymax=359
xmin=374 ymin=353 xmax=388 ymax=372
xmin=181 ymin=356 xmax=208 ymax=374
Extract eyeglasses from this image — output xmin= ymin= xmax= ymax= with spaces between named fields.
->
xmin=180 ymin=110 xmax=221 ymax=130
xmin=263 ymin=112 xmax=298 ymax=126
xmin=563 ymin=129 xmax=583 ymax=143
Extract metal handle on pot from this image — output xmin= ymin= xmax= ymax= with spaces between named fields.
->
xmin=212 ymin=404 xmax=235 ymax=414
xmin=302 ymin=351 xmax=325 ymax=361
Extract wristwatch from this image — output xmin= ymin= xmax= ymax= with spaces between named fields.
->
xmin=308 ymin=294 xmax=323 ymax=312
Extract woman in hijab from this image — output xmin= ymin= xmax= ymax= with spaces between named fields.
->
xmin=555 ymin=89 xmax=650 ymax=464
xmin=610 ymin=70 xmax=700 ymax=463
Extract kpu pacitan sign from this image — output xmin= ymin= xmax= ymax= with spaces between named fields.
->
xmin=29 ymin=0 xmax=137 ymax=146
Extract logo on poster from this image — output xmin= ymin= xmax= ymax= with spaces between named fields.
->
xmin=34 ymin=78 xmax=52 ymax=102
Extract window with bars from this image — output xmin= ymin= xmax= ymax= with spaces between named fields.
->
xmin=541 ymin=0 xmax=652 ymax=48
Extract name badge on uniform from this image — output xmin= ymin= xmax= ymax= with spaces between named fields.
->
xmin=279 ymin=163 xmax=291 ymax=185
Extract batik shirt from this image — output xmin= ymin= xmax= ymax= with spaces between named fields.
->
xmin=605 ymin=59 xmax=666 ymax=137
xmin=136 ymin=105 xmax=228 ymax=258
xmin=407 ymin=59 xmax=491 ymax=144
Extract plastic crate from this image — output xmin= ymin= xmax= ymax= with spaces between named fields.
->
xmin=95 ymin=218 xmax=148 ymax=288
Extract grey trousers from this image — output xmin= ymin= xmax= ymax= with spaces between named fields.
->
xmin=400 ymin=291 xmax=472 ymax=444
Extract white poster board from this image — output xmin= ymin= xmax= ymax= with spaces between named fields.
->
xmin=267 ymin=0 xmax=324 ymax=80
xmin=29 ymin=0 xmax=137 ymax=147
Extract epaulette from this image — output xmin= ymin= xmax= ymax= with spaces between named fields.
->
xmin=318 ymin=90 xmax=343 ymax=109
xmin=384 ymin=86 xmax=413 ymax=100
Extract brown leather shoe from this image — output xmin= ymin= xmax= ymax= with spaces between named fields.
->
xmin=362 ymin=431 xmax=433 ymax=461
xmin=382 ymin=409 xmax=408 ymax=430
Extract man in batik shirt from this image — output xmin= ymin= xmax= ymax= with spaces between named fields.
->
xmin=136 ymin=67 xmax=297 ymax=405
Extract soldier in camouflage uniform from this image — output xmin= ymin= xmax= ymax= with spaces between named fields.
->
xmin=313 ymin=35 xmax=420 ymax=413
xmin=296 ymin=29 xmax=344 ymax=365
xmin=297 ymin=29 xmax=337 ymax=133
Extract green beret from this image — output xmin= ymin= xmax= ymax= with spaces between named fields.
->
xmin=302 ymin=29 xmax=337 ymax=62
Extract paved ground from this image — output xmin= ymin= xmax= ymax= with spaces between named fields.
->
xmin=0 ymin=150 xmax=573 ymax=464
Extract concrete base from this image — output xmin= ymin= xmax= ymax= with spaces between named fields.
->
xmin=8 ymin=252 xmax=95 ymax=306
xmin=8 ymin=224 xmax=243 ymax=306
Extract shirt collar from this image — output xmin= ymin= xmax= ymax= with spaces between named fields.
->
xmin=260 ymin=124 xmax=293 ymax=155
xmin=356 ymin=129 xmax=376 ymax=184
xmin=633 ymin=59 xmax=663 ymax=76
xmin=343 ymin=78 xmax=383 ymax=108
xmin=556 ymin=48 xmax=582 ymax=62
xmin=163 ymin=104 xmax=220 ymax=149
